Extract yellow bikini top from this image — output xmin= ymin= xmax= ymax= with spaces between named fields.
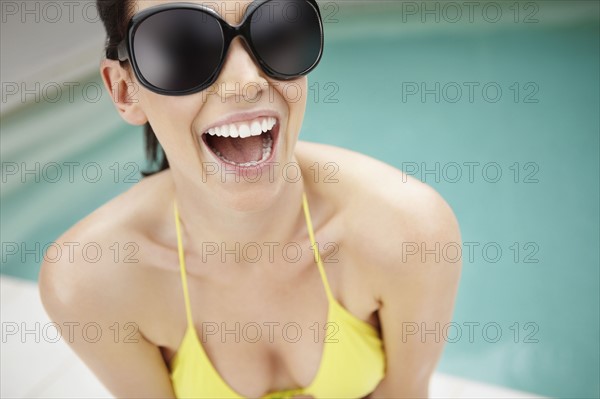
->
xmin=170 ymin=192 xmax=386 ymax=398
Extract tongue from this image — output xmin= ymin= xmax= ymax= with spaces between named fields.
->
xmin=207 ymin=134 xmax=264 ymax=164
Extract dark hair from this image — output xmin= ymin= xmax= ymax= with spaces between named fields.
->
xmin=97 ymin=0 xmax=169 ymax=177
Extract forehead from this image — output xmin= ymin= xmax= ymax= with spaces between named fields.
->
xmin=134 ymin=1 xmax=255 ymax=25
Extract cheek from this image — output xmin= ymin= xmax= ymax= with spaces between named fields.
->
xmin=141 ymin=93 xmax=203 ymax=147
xmin=274 ymin=77 xmax=308 ymax=139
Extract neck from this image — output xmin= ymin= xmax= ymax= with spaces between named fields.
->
xmin=170 ymin=170 xmax=307 ymax=265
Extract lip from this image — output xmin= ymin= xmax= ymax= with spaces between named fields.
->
xmin=196 ymin=110 xmax=281 ymax=175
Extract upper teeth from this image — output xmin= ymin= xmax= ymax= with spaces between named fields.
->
xmin=205 ymin=116 xmax=276 ymax=139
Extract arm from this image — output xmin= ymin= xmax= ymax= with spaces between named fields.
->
xmin=369 ymin=187 xmax=462 ymax=398
xmin=39 ymin=240 xmax=176 ymax=398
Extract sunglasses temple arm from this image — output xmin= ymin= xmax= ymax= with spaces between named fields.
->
xmin=116 ymin=40 xmax=129 ymax=62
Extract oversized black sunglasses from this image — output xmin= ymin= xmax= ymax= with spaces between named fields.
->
xmin=115 ymin=0 xmax=324 ymax=96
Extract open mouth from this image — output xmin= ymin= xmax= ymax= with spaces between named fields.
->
xmin=200 ymin=116 xmax=278 ymax=167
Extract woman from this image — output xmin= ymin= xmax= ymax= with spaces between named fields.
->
xmin=40 ymin=0 xmax=462 ymax=398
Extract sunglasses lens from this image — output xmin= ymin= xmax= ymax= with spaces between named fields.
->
xmin=250 ymin=0 xmax=322 ymax=76
xmin=133 ymin=9 xmax=224 ymax=92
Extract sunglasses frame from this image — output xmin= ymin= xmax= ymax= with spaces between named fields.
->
xmin=116 ymin=0 xmax=324 ymax=96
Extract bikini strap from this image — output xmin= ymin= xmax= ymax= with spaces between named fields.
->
xmin=301 ymin=191 xmax=335 ymax=303
xmin=173 ymin=199 xmax=194 ymax=328
xmin=174 ymin=194 xmax=330 ymax=326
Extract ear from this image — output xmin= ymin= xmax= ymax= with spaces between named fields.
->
xmin=100 ymin=59 xmax=148 ymax=126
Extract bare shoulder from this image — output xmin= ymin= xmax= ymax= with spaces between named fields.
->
xmin=296 ymin=140 xmax=461 ymax=271
xmin=38 ymin=170 xmax=174 ymax=322
xmin=37 ymin=171 xmax=180 ymax=398
xmin=295 ymin=142 xmax=463 ymax=396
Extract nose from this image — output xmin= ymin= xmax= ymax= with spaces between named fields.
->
xmin=211 ymin=37 xmax=268 ymax=102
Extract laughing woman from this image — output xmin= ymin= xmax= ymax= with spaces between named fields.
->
xmin=39 ymin=1 xmax=462 ymax=398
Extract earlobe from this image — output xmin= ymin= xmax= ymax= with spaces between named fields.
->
xmin=100 ymin=59 xmax=148 ymax=126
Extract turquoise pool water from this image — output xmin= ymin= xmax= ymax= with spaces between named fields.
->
xmin=2 ymin=3 xmax=598 ymax=397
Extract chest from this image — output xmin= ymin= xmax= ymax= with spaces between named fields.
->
xmin=156 ymin=259 xmax=379 ymax=395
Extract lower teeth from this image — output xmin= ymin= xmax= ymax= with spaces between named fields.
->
xmin=212 ymin=133 xmax=273 ymax=166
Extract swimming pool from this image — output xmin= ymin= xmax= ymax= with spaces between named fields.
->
xmin=2 ymin=2 xmax=598 ymax=397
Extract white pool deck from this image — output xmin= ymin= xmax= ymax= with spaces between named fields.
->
xmin=0 ymin=275 xmax=544 ymax=398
